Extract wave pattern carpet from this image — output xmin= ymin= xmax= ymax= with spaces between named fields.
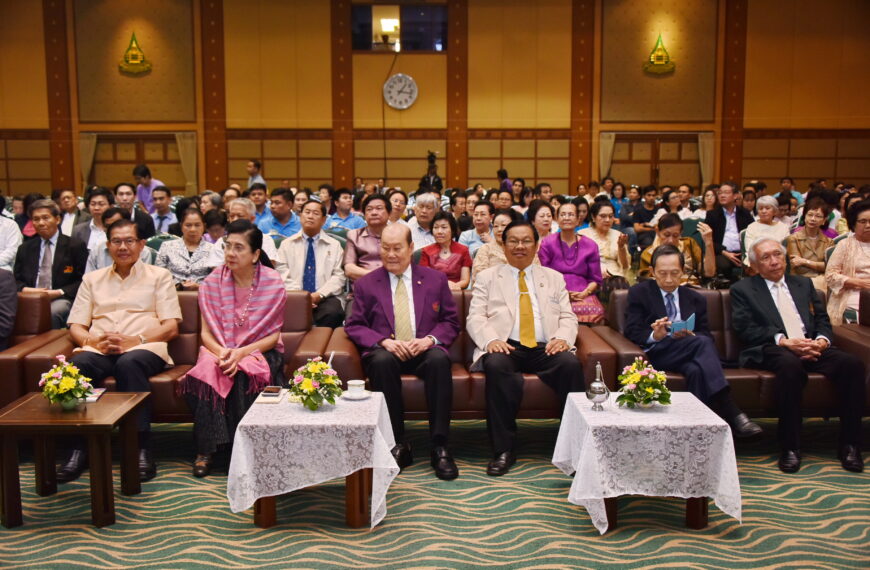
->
xmin=1 ymin=418 xmax=868 ymax=569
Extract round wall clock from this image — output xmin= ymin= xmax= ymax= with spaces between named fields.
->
xmin=383 ymin=73 xmax=419 ymax=110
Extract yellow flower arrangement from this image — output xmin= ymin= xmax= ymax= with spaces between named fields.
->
xmin=40 ymin=355 xmax=93 ymax=408
xmin=615 ymin=357 xmax=671 ymax=408
xmin=288 ymin=356 xmax=343 ymax=411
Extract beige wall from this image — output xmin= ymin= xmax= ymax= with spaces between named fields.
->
xmin=600 ymin=0 xmax=718 ymax=122
xmin=0 ymin=0 xmax=48 ymax=129
xmin=227 ymin=138 xmax=333 ymax=190
xmin=742 ymin=137 xmax=870 ymax=189
xmin=74 ymin=0 xmax=196 ymax=122
xmin=354 ymin=139 xmax=445 ymax=191
xmin=352 ymin=55 xmax=446 ymax=129
xmin=744 ymin=0 xmax=870 ymax=129
xmin=467 ymin=0 xmax=571 ymax=129
xmin=224 ymin=0 xmax=332 ymax=129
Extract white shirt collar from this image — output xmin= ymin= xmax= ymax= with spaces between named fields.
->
xmin=764 ymin=276 xmax=786 ymax=291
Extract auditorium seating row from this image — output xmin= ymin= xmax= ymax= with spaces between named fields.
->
xmin=3 ymin=289 xmax=869 ymax=421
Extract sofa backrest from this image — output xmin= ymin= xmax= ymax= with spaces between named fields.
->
xmin=281 ymin=291 xmax=313 ymax=364
xmin=10 ymin=292 xmax=52 ymax=346
xmin=168 ymin=291 xmax=201 ymax=365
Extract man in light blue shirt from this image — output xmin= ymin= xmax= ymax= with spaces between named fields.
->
xmin=458 ymin=200 xmax=495 ymax=256
xmin=775 ymin=177 xmax=804 ymax=206
xmin=324 ymin=188 xmax=366 ymax=231
xmin=257 ymin=188 xmax=300 ymax=237
xmin=150 ymin=186 xmax=177 ymax=234
xmin=246 ymin=159 xmax=266 ymax=189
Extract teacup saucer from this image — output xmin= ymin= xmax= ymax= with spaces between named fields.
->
xmin=343 ymin=390 xmax=371 ymax=401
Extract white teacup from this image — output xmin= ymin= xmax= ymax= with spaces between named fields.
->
xmin=346 ymin=379 xmax=365 ymax=393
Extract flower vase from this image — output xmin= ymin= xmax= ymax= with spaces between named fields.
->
xmin=637 ymin=401 xmax=655 ymax=409
xmin=59 ymin=399 xmax=80 ymax=411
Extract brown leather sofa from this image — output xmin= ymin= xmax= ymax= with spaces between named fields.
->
xmin=23 ymin=291 xmax=332 ymax=422
xmin=325 ymin=290 xmax=616 ymax=420
xmin=0 ymin=292 xmax=68 ymax=409
xmin=593 ymin=288 xmax=870 ymax=418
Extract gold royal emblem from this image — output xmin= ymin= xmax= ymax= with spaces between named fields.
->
xmin=643 ymin=33 xmax=675 ymax=75
xmin=119 ymin=32 xmax=151 ymax=75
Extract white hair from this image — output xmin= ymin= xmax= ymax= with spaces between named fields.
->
xmin=747 ymin=236 xmax=785 ymax=264
xmin=415 ymin=192 xmax=438 ymax=208
xmin=230 ymin=197 xmax=256 ymax=217
xmin=755 ymin=195 xmax=778 ymax=210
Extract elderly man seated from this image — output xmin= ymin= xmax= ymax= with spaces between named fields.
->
xmin=58 ymin=219 xmax=182 ymax=483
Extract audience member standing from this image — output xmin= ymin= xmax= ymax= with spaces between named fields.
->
xmin=133 ymin=164 xmax=164 ymax=214
xmin=246 ymin=159 xmax=266 ymax=189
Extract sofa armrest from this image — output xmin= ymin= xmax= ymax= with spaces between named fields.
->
xmin=325 ymin=327 xmax=364 ymax=385
xmin=576 ymin=326 xmax=617 ymax=390
xmin=591 ymin=326 xmax=645 ymax=372
xmin=23 ymin=332 xmax=75 ymax=393
xmin=290 ymin=327 xmax=334 ymax=371
xmin=0 ymin=330 xmax=68 ymax=407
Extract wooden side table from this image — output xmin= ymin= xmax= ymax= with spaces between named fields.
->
xmin=0 ymin=392 xmax=149 ymax=528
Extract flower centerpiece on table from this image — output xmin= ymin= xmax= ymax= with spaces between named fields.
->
xmin=615 ymin=357 xmax=671 ymax=408
xmin=288 ymin=356 xmax=343 ymax=411
xmin=40 ymin=355 xmax=93 ymax=410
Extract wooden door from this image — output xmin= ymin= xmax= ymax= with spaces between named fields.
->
xmin=609 ymin=135 xmax=701 ymax=188
xmin=91 ymin=135 xmax=186 ymax=193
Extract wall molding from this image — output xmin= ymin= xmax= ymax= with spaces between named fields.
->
xmin=331 ymin=0 xmax=354 ymax=187
xmin=719 ymin=0 xmax=747 ymax=182
xmin=227 ymin=129 xmax=333 ymax=140
xmin=201 ymin=0 xmax=228 ymax=189
xmin=743 ymin=129 xmax=870 ymax=139
xmin=43 ymin=0 xmax=76 ymax=189
xmin=0 ymin=130 xmax=51 ymax=140
xmin=469 ymin=129 xmax=571 ymax=139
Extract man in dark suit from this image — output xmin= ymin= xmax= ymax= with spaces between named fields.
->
xmin=346 ymin=223 xmax=461 ymax=480
xmin=13 ymin=199 xmax=88 ymax=329
xmin=113 ymin=182 xmax=156 ymax=240
xmin=704 ymin=181 xmax=754 ymax=281
xmin=732 ymin=237 xmax=865 ymax=473
xmin=0 ymin=269 xmax=17 ymax=351
xmin=624 ymin=245 xmax=761 ymax=438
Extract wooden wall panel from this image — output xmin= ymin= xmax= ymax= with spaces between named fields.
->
xmin=201 ymin=0 xmax=228 ymax=189
xmin=719 ymin=0 xmax=747 ymax=182
xmin=331 ymin=0 xmax=353 ymax=188
xmin=43 ymin=0 xmax=75 ymax=189
xmin=446 ymin=0 xmax=468 ymax=188
xmin=570 ymin=0 xmax=594 ymax=189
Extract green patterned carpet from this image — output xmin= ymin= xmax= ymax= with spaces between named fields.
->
xmin=1 ymin=419 xmax=868 ymax=569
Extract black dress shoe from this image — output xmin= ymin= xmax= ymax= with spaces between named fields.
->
xmin=838 ymin=445 xmax=864 ymax=473
xmin=778 ymin=450 xmax=801 ymax=473
xmin=430 ymin=446 xmax=458 ymax=480
xmin=390 ymin=443 xmax=413 ymax=471
xmin=57 ymin=450 xmax=87 ymax=483
xmin=139 ymin=448 xmax=157 ymax=482
xmin=486 ymin=451 xmax=516 ymax=476
xmin=193 ymin=454 xmax=212 ymax=478
xmin=730 ymin=413 xmax=763 ymax=440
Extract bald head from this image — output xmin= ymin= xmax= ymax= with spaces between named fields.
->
xmin=382 ymin=222 xmax=412 ymax=245
xmin=381 ymin=223 xmax=413 ymax=275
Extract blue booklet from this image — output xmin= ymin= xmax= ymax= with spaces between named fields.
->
xmin=670 ymin=313 xmax=696 ymax=334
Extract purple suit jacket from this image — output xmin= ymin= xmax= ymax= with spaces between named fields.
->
xmin=345 ymin=265 xmax=460 ymax=357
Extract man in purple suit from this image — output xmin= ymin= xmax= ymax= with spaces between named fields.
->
xmin=346 ymin=224 xmax=461 ymax=480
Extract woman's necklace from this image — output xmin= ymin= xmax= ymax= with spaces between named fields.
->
xmin=234 ymin=285 xmax=255 ymax=327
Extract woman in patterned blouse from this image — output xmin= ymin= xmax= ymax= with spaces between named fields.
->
xmin=156 ymin=208 xmax=219 ymax=290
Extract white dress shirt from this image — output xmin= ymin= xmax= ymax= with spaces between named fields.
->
xmin=646 ymin=287 xmax=681 ymax=346
xmin=763 ymin=277 xmax=830 ymax=346
xmin=389 ymin=265 xmax=416 ymax=338
xmin=407 ymin=218 xmax=436 ymax=250
xmin=275 ymin=230 xmax=346 ymax=305
xmin=0 ymin=216 xmax=22 ymax=272
xmin=60 ymin=212 xmax=77 ymax=236
xmin=87 ymin=221 xmax=106 ymax=252
xmin=505 ymin=264 xmax=547 ymax=344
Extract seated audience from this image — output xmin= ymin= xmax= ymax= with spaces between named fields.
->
xmin=836 ymin=193 xmax=861 ymax=235
xmin=387 ymin=189 xmax=409 ymax=225
xmin=292 ymin=188 xmax=311 ymax=214
xmin=458 ymin=200 xmax=494 ymax=255
xmin=419 ymin=211 xmax=472 ymax=290
xmin=85 ymin=207 xmax=152 ymax=273
xmin=276 ymin=199 xmax=346 ymax=328
xmin=408 ymin=191 xmax=438 ymax=249
xmin=609 ymin=182 xmax=629 ymax=221
xmin=60 ymin=219 xmax=182 ymax=483
xmin=345 ymin=224 xmax=461 ymax=480
xmin=73 ymin=187 xmax=114 ymax=250
xmin=690 ymin=186 xmax=718 ymax=221
xmin=495 ymin=189 xmax=514 ymax=211
xmin=53 ymin=188 xmax=90 ymax=236
xmin=155 ymin=208 xmax=218 ymax=290
xmin=209 ymin=197 xmax=278 ymax=264
xmin=573 ymin=196 xmax=591 ymax=231
xmin=677 ymin=183 xmax=698 ymax=213
xmin=19 ymin=193 xmax=45 ymax=238
xmin=180 ymin=220 xmax=287 ymax=478
xmin=706 ymin=181 xmax=753 ymax=281
xmin=449 ymin=190 xmax=468 ymax=226
xmin=220 ymin=186 xmax=240 ymax=210
xmin=0 ymin=201 xmax=22 ymax=272
xmin=14 ymin=199 xmax=88 ymax=329
xmin=650 ymin=189 xmax=692 ymax=226
xmin=527 ymin=199 xmax=555 ymax=240
xmin=775 ymin=193 xmax=795 ymax=228
xmin=246 ymin=183 xmax=272 ymax=226
xmin=467 ymin=220 xmax=583 ymax=476
xmin=786 ymin=198 xmax=833 ymax=291
xmin=578 ymin=201 xmax=630 ymax=299
xmin=632 ymin=186 xmax=660 ymax=249
xmin=345 ymin=195 xmax=390 ymax=289
xmin=318 ymin=184 xmax=336 ymax=215
xmin=150 ymin=186 xmax=176 ymax=234
xmin=638 ymin=214 xmax=715 ymax=285
xmin=324 ymin=188 xmax=365 ymax=231
xmin=732 ymin=237 xmax=864 ymax=473
xmin=742 ymin=195 xmax=790 ymax=266
xmin=258 ymin=187 xmax=301 ymax=237
xmin=114 ymin=182 xmax=156 ymax=240
xmin=538 ymin=202 xmax=604 ymax=324
xmin=825 ymin=199 xmax=870 ymax=324
xmin=203 ymin=209 xmax=227 ymax=244
xmin=0 ymin=269 xmax=17 ymax=351
xmin=741 ymin=188 xmax=757 ymax=217
xmin=460 ymin=192 xmax=479 ymax=232
xmin=625 ymin=245 xmax=762 ymax=438
xmin=536 ymin=183 xmax=554 ymax=204
xmin=471 ymin=210 xmax=539 ymax=284
xmin=199 ymin=191 xmax=223 ymax=215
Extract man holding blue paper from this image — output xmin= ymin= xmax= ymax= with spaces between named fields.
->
xmin=624 ymin=244 xmax=762 ymax=439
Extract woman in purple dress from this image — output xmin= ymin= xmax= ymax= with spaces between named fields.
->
xmin=538 ymin=201 xmax=604 ymax=324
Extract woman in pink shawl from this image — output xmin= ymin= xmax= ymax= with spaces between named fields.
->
xmin=180 ymin=220 xmax=286 ymax=478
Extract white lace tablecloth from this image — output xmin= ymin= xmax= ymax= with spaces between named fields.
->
xmin=227 ymin=392 xmax=399 ymax=528
xmin=552 ymin=392 xmax=741 ymax=534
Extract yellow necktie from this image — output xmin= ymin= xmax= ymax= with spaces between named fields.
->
xmin=518 ymin=270 xmax=537 ymax=348
xmin=394 ymin=278 xmax=413 ymax=342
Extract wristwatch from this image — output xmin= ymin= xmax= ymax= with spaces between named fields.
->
xmin=138 ymin=334 xmax=147 ymax=345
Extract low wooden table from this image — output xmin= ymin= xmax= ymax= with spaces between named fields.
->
xmin=0 ymin=392 xmax=149 ymax=528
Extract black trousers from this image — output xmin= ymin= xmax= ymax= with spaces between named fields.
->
xmin=313 ymin=296 xmax=345 ymax=328
xmin=715 ymin=251 xmax=741 ymax=280
xmin=362 ymin=347 xmax=453 ymax=446
xmin=753 ymin=345 xmax=865 ymax=450
xmin=71 ymin=350 xmax=167 ymax=434
xmin=483 ymin=342 xmax=584 ymax=454
xmin=647 ymin=335 xmax=728 ymax=404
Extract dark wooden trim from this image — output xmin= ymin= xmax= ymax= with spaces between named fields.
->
xmin=42 ymin=0 xmax=75 ymax=189
xmin=446 ymin=0 xmax=468 ymax=188
xmin=719 ymin=0 xmax=747 ymax=182
xmin=0 ymin=130 xmax=51 ymax=140
xmin=744 ymin=129 xmax=870 ymax=139
xmin=354 ymin=129 xmax=447 ymax=139
xmin=201 ymin=0 xmax=228 ymax=189
xmin=226 ymin=129 xmax=333 ymax=140
xmin=331 ymin=0 xmax=354 ymax=187
xmin=569 ymin=0 xmax=594 ymax=186
xmin=469 ymin=130 xmax=571 ymax=139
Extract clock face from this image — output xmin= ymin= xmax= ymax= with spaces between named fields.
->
xmin=383 ymin=73 xmax=418 ymax=110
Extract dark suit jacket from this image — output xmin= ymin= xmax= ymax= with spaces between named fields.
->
xmin=0 ymin=269 xmax=17 ymax=351
xmin=131 ymin=206 xmax=156 ymax=240
xmin=624 ymin=279 xmax=713 ymax=347
xmin=730 ymin=274 xmax=832 ymax=367
xmin=62 ymin=209 xmax=91 ymax=231
xmin=13 ymin=234 xmax=88 ymax=301
xmin=345 ymin=264 xmax=460 ymax=358
xmin=71 ymin=220 xmax=95 ymax=246
xmin=705 ymin=206 xmax=754 ymax=254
